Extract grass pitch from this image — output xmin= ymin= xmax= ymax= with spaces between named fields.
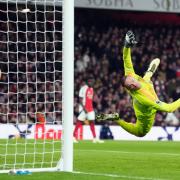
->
xmin=0 ymin=140 xmax=180 ymax=180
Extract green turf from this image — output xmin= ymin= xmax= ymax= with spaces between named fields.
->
xmin=1 ymin=140 xmax=180 ymax=180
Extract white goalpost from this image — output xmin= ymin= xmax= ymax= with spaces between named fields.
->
xmin=0 ymin=0 xmax=74 ymax=173
xmin=61 ymin=0 xmax=74 ymax=172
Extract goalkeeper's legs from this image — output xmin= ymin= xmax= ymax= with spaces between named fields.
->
xmin=96 ymin=113 xmax=153 ymax=137
xmin=117 ymin=120 xmax=152 ymax=137
xmin=143 ymin=58 xmax=160 ymax=81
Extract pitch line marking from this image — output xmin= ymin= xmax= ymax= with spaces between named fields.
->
xmin=73 ymin=171 xmax=167 ymax=180
xmin=76 ymin=149 xmax=180 ymax=156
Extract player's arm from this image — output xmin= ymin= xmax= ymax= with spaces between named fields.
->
xmin=141 ymin=98 xmax=180 ymax=113
xmin=152 ymin=99 xmax=180 ymax=113
xmin=123 ymin=31 xmax=137 ymax=76
xmin=134 ymin=92 xmax=180 ymax=113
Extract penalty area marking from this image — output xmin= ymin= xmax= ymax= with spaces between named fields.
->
xmin=73 ymin=171 xmax=167 ymax=180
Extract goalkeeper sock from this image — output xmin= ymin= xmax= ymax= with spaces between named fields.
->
xmin=143 ymin=71 xmax=153 ymax=81
xmin=147 ymin=58 xmax=160 ymax=75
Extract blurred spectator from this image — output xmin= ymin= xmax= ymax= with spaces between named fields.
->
xmin=46 ymin=112 xmax=55 ymax=124
xmin=164 ymin=112 xmax=179 ymax=126
xmin=100 ymin=123 xmax=114 ymax=140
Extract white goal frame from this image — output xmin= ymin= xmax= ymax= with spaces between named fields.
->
xmin=0 ymin=0 xmax=74 ymax=173
xmin=60 ymin=0 xmax=74 ymax=172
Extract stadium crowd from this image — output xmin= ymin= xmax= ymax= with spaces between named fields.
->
xmin=0 ymin=5 xmax=179 ymax=126
xmin=74 ymin=11 xmax=180 ymax=126
xmin=0 ymin=4 xmax=62 ymax=124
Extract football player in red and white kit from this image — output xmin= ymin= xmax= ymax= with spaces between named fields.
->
xmin=73 ymin=77 xmax=104 ymax=143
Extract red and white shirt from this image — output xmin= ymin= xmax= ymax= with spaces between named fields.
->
xmin=79 ymin=85 xmax=94 ymax=112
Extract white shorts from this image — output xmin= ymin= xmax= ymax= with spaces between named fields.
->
xmin=78 ymin=110 xmax=95 ymax=121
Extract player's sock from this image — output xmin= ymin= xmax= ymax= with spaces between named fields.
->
xmin=144 ymin=58 xmax=160 ymax=81
xmin=143 ymin=71 xmax=153 ymax=81
xmin=73 ymin=120 xmax=82 ymax=138
xmin=89 ymin=121 xmax=96 ymax=138
xmin=148 ymin=58 xmax=160 ymax=74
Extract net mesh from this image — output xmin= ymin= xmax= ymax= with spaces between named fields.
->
xmin=0 ymin=0 xmax=62 ymax=170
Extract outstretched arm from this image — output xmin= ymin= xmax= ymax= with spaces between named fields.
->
xmin=132 ymin=91 xmax=179 ymax=113
xmin=153 ymin=99 xmax=180 ymax=113
xmin=123 ymin=47 xmax=135 ymax=76
xmin=123 ymin=31 xmax=137 ymax=76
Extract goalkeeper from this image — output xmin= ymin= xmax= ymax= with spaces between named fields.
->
xmin=97 ymin=31 xmax=180 ymax=137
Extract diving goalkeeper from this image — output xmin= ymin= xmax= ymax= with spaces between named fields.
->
xmin=97 ymin=31 xmax=180 ymax=137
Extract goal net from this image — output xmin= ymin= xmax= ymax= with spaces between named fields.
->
xmin=0 ymin=0 xmax=74 ymax=173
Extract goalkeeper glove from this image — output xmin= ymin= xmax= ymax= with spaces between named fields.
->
xmin=124 ymin=30 xmax=137 ymax=48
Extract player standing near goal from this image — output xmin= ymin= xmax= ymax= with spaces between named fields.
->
xmin=97 ymin=31 xmax=180 ymax=137
xmin=73 ymin=77 xmax=104 ymax=143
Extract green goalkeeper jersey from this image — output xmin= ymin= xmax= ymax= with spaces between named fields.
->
xmin=127 ymin=73 xmax=157 ymax=125
xmin=123 ymin=47 xmax=180 ymax=125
